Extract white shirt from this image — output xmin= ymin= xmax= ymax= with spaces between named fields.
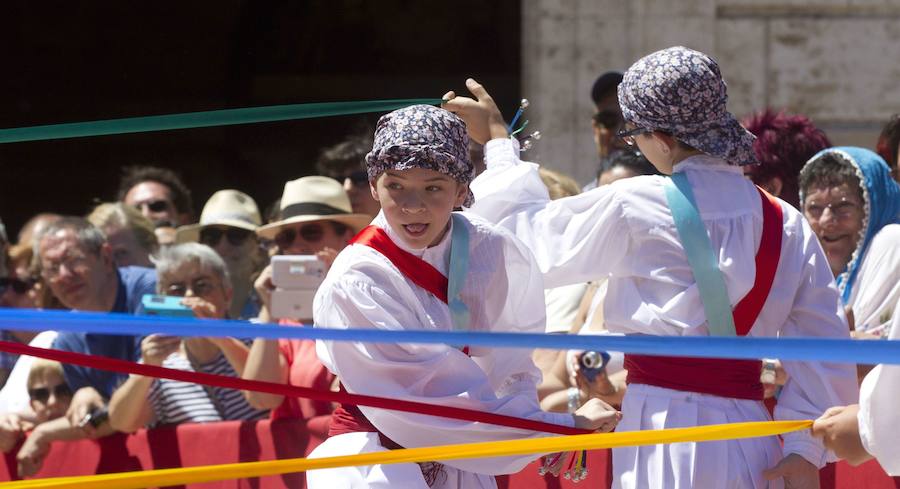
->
xmin=313 ymin=211 xmax=572 ymax=476
xmin=470 ymin=138 xmax=858 ymax=466
xmin=858 ymin=309 xmax=900 ymax=475
xmin=847 ymin=224 xmax=900 ymax=336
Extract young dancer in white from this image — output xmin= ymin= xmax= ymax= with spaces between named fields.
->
xmin=445 ymin=46 xmax=858 ymax=489
xmin=307 ymin=105 xmax=619 ymax=489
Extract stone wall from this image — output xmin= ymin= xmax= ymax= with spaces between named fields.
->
xmin=521 ymin=0 xmax=900 ymax=184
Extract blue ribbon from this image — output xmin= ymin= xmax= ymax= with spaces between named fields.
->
xmin=1 ymin=308 xmax=898 ymax=365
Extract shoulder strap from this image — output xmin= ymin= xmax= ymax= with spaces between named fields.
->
xmin=447 ymin=213 xmax=471 ymax=332
xmin=666 ymin=173 xmax=738 ymax=337
xmin=732 ymin=187 xmax=784 ymax=335
xmin=666 ymin=174 xmax=785 ymax=337
xmin=349 ymin=226 xmax=448 ymax=304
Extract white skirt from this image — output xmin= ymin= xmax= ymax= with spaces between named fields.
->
xmin=306 ymin=432 xmax=498 ymax=489
xmin=613 ymin=384 xmax=783 ymax=489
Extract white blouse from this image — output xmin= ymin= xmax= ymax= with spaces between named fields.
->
xmin=313 ymin=211 xmax=572 ymax=476
xmin=847 ymin=224 xmax=900 ymax=336
xmin=470 ymin=138 xmax=858 ymax=465
xmin=858 ymin=310 xmax=900 ymax=475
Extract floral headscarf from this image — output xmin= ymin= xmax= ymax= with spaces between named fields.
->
xmin=366 ymin=104 xmax=474 ymax=206
xmin=800 ymin=147 xmax=900 ymax=304
xmin=617 ymin=46 xmax=758 ymax=166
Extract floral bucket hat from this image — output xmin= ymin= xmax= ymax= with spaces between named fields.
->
xmin=365 ymin=104 xmax=474 ymax=206
xmin=618 ymin=46 xmax=758 ymax=166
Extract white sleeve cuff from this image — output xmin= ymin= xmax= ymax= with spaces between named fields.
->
xmin=782 ymin=430 xmax=830 ymax=468
xmin=484 ymin=138 xmax=521 ymax=169
xmin=542 ymin=411 xmax=576 ymax=428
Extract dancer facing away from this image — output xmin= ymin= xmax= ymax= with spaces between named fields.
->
xmin=446 ymin=46 xmax=858 ymax=489
xmin=306 ymin=105 xmax=620 ymax=489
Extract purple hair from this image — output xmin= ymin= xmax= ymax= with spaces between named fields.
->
xmin=742 ymin=109 xmax=831 ymax=209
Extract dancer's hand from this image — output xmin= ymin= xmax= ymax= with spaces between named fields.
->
xmin=441 ymin=78 xmax=508 ymax=145
xmin=573 ymin=398 xmax=621 ymax=433
xmin=812 ymin=404 xmax=873 ymax=466
xmin=763 ymin=453 xmax=820 ymax=489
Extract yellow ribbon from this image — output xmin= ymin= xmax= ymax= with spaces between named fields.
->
xmin=2 ymin=420 xmax=811 ymax=489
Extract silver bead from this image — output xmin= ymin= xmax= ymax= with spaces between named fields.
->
xmin=520 ymin=98 xmax=530 ymax=109
xmin=531 ymin=131 xmax=542 ymax=140
xmin=522 ymin=140 xmax=534 ymax=151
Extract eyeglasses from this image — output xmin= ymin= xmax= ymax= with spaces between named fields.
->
xmin=28 ymin=383 xmax=72 ymax=403
xmin=199 ymin=227 xmax=253 ymax=247
xmin=592 ymin=110 xmax=624 ymax=131
xmin=0 ymin=277 xmax=35 ymax=295
xmin=165 ymin=277 xmax=217 ymax=297
xmin=134 ymin=200 xmax=171 ymax=213
xmin=275 ymin=223 xmax=325 ymax=249
xmin=804 ymin=201 xmax=862 ymax=222
xmin=616 ymin=126 xmax=650 ymax=146
xmin=41 ymin=253 xmax=91 ymax=280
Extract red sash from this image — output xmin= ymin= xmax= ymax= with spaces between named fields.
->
xmin=625 ymin=188 xmax=784 ymax=400
xmin=349 ymin=225 xmax=448 ymax=303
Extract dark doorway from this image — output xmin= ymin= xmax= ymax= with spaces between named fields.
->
xmin=0 ymin=1 xmax=521 ymax=236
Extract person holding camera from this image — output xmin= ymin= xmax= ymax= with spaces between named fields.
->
xmin=108 ymin=243 xmax=266 ymax=432
xmin=242 ymin=177 xmax=370 ymax=432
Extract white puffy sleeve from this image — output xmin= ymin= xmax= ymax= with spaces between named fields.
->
xmin=775 ymin=216 xmax=859 ymax=467
xmin=469 ymin=138 xmax=630 ymax=289
xmin=857 ymin=311 xmax=900 ymax=475
xmin=313 ymin=255 xmax=573 ymax=475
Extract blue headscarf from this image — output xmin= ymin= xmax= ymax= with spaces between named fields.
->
xmin=800 ymin=147 xmax=900 ymax=304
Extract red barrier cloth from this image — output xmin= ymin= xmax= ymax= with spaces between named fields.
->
xmin=0 ymin=340 xmax=586 ymax=436
xmin=1 ymin=422 xmax=897 ymax=489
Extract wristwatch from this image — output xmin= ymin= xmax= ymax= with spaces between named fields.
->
xmin=761 ymin=359 xmax=777 ymax=384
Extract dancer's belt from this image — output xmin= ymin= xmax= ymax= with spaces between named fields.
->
xmin=624 ymin=354 xmax=764 ymax=400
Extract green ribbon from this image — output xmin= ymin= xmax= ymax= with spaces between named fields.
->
xmin=0 ymin=98 xmax=444 ymax=144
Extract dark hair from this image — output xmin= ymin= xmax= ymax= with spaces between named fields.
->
xmin=36 ymin=217 xmax=107 ymax=257
xmin=315 ymin=131 xmax=374 ymax=178
xmin=598 ymin=150 xmax=661 ymax=179
xmin=799 ymin=153 xmax=862 ymax=202
xmin=742 ymin=109 xmax=831 ymax=208
xmin=590 ymin=71 xmax=624 ymax=106
xmin=875 ymin=114 xmax=900 ymax=174
xmin=116 ymin=165 xmax=194 ymax=217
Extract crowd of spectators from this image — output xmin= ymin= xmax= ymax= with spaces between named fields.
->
xmin=0 ymin=78 xmax=898 ymax=479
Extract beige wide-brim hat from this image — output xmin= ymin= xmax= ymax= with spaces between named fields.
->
xmin=176 ymin=189 xmax=262 ymax=243
xmin=256 ymin=176 xmax=373 ymax=241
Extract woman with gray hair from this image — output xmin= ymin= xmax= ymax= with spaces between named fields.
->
xmin=449 ymin=47 xmax=856 ymax=489
xmin=108 ymin=243 xmax=266 ymax=432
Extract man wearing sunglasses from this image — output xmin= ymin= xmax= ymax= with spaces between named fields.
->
xmin=585 ymin=71 xmax=628 ymax=191
xmin=176 ymin=190 xmax=267 ymax=320
xmin=117 ymin=165 xmax=195 ymax=245
xmin=315 ymin=131 xmax=382 ymax=217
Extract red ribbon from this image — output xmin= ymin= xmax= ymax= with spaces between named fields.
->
xmin=0 ymin=340 xmax=587 ymax=436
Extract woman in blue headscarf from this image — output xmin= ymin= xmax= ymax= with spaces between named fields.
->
xmin=800 ymin=147 xmax=900 ymax=336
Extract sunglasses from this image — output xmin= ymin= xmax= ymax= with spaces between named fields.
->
xmin=28 ymin=383 xmax=73 ymax=403
xmin=0 ymin=277 xmax=34 ymax=295
xmin=275 ymin=223 xmax=325 ymax=249
xmin=616 ymin=126 xmax=651 ymax=146
xmin=328 ymin=170 xmax=369 ymax=187
xmin=165 ymin=277 xmax=217 ymax=297
xmin=134 ymin=199 xmax=171 ymax=213
xmin=199 ymin=227 xmax=253 ymax=247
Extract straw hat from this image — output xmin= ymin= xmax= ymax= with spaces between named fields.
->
xmin=175 ymin=190 xmax=262 ymax=243
xmin=256 ymin=176 xmax=372 ymax=240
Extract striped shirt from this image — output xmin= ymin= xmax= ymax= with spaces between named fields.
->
xmin=148 ymin=347 xmax=268 ymax=427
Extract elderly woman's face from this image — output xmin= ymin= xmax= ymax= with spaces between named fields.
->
xmin=160 ymin=260 xmax=231 ymax=318
xmin=803 ymin=183 xmax=865 ymax=277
